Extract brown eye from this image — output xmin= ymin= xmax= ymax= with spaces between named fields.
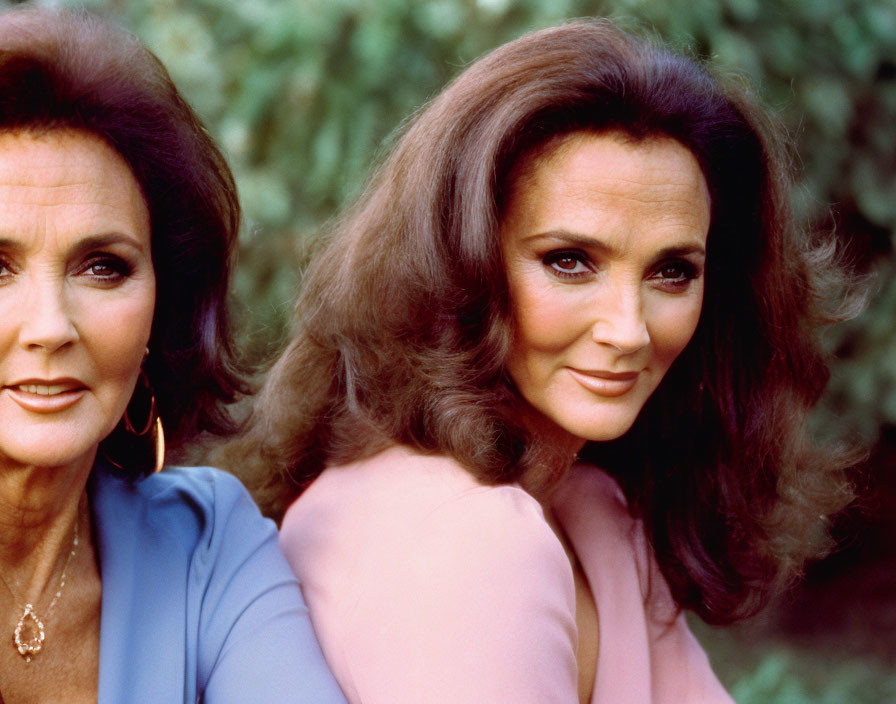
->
xmin=659 ymin=264 xmax=685 ymax=280
xmin=87 ymin=262 xmax=115 ymax=277
xmin=650 ymin=259 xmax=700 ymax=292
xmin=80 ymin=254 xmax=132 ymax=282
xmin=544 ymin=250 xmax=592 ymax=278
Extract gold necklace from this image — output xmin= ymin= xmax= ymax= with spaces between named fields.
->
xmin=0 ymin=510 xmax=80 ymax=663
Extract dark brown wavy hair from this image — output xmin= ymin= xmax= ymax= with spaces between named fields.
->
xmin=233 ymin=19 xmax=861 ymax=624
xmin=0 ymin=6 xmax=247 ymax=474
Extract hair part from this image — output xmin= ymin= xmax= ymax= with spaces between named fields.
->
xmin=0 ymin=6 xmax=249 ymax=473
xmin=232 ymin=19 xmax=863 ymax=624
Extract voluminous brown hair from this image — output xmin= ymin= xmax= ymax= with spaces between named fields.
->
xmin=0 ymin=6 xmax=247 ymax=474
xmin=234 ymin=19 xmax=861 ymax=624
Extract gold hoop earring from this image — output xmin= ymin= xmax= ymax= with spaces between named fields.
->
xmin=124 ymin=370 xmax=156 ymax=436
xmin=101 ymin=417 xmax=164 ymax=474
xmin=118 ymin=368 xmax=166 ymax=473
xmin=152 ymin=415 xmax=166 ymax=474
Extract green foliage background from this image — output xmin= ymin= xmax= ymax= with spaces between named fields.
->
xmin=54 ymin=0 xmax=896 ymax=424
xmin=14 ymin=0 xmax=896 ymax=698
xmin=57 ymin=0 xmax=896 ymax=442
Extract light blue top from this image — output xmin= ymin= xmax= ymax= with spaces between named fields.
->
xmin=89 ymin=461 xmax=346 ymax=703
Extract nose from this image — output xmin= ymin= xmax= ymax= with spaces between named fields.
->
xmin=590 ymin=283 xmax=650 ymax=354
xmin=17 ymin=278 xmax=80 ymax=352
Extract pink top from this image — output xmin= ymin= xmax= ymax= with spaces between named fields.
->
xmin=280 ymin=445 xmax=734 ymax=703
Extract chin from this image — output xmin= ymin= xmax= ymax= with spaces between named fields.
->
xmin=1 ymin=449 xmax=93 ymax=470
xmin=0 ymin=432 xmax=99 ymax=470
xmin=554 ymin=412 xmax=640 ymax=444
xmin=578 ymin=424 xmax=637 ymax=443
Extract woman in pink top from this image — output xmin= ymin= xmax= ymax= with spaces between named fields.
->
xmin=232 ymin=20 xmax=860 ymax=703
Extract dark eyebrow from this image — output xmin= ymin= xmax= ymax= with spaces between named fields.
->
xmin=0 ymin=232 xmax=147 ymax=257
xmin=524 ymin=230 xmax=706 ymax=259
xmin=655 ymin=244 xmax=706 ymax=259
xmin=528 ymin=231 xmax=614 ymax=252
xmin=68 ymin=233 xmax=148 ymax=259
xmin=0 ymin=238 xmax=24 ymax=253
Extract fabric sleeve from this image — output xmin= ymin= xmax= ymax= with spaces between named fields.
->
xmin=330 ymin=487 xmax=578 ymax=704
xmin=196 ymin=471 xmax=346 ymax=703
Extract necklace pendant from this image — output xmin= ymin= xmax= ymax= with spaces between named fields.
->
xmin=13 ymin=603 xmax=45 ymax=662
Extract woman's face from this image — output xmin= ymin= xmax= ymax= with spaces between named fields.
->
xmin=501 ymin=130 xmax=710 ymax=446
xmin=0 ymin=129 xmax=155 ymax=470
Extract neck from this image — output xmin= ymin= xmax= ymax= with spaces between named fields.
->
xmin=517 ymin=409 xmax=585 ymax=507
xmin=0 ymin=451 xmax=92 ymax=600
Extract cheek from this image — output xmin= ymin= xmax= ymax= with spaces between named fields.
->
xmin=87 ymin=290 xmax=155 ymax=382
xmin=510 ymin=277 xmax=585 ymax=355
xmin=506 ymin=275 xmax=566 ymax=395
xmin=647 ymin=287 xmax=704 ymax=366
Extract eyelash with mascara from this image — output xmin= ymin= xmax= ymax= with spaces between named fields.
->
xmin=542 ymin=249 xmax=702 ymax=289
xmin=80 ymin=253 xmax=134 ymax=282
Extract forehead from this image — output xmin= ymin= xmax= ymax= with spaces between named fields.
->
xmin=0 ymin=128 xmax=134 ymax=189
xmin=513 ymin=130 xmax=707 ymax=198
xmin=0 ymin=128 xmax=148 ymax=237
xmin=502 ymin=130 xmax=711 ymax=242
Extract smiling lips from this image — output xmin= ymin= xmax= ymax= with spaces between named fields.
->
xmin=4 ymin=379 xmax=87 ymax=413
xmin=566 ymin=368 xmax=639 ymax=397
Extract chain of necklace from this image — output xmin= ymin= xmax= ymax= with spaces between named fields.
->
xmin=0 ymin=504 xmax=81 ymax=663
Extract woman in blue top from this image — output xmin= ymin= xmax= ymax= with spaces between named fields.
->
xmin=0 ymin=6 xmax=344 ymax=703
